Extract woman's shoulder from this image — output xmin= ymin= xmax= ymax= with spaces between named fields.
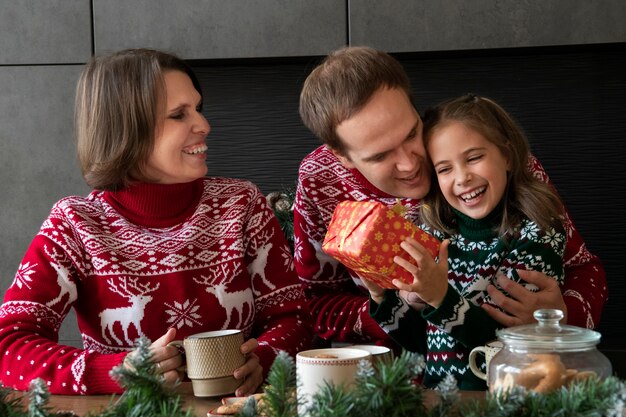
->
xmin=52 ymin=190 xmax=106 ymax=213
xmin=41 ymin=191 xmax=107 ymax=234
xmin=200 ymin=177 xmax=263 ymax=200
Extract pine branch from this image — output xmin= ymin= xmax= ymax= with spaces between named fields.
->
xmin=307 ymin=381 xmax=357 ymax=417
xmin=27 ymin=379 xmax=50 ymax=417
xmin=255 ymin=351 xmax=297 ymax=417
xmin=352 ymin=351 xmax=428 ymax=417
xmin=1 ymin=384 xmax=27 ymax=417
xmin=99 ymin=336 xmax=193 ymax=417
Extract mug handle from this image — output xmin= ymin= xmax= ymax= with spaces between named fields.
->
xmin=468 ymin=346 xmax=487 ymax=381
xmin=167 ymin=340 xmax=187 ymax=373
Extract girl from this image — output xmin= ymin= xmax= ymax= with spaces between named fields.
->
xmin=367 ymin=94 xmax=566 ymax=390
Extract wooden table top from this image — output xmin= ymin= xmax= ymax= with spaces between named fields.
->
xmin=19 ymin=383 xmax=486 ymax=416
xmin=19 ymin=383 xmax=220 ymax=417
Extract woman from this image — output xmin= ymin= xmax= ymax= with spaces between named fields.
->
xmin=0 ymin=48 xmax=312 ymax=395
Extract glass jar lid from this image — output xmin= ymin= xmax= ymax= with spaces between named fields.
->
xmin=496 ymin=309 xmax=601 ymax=350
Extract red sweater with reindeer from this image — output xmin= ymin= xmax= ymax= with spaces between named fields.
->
xmin=0 ymin=177 xmax=312 ymax=395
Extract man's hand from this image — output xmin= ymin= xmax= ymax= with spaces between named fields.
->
xmin=483 ymin=270 xmax=567 ymax=327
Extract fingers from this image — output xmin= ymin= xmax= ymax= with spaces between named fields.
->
xmin=516 ymin=269 xmax=558 ymax=290
xmin=482 ymin=303 xmax=522 ymax=328
xmin=436 ymin=238 xmax=449 ymax=255
xmin=399 ymin=238 xmax=429 ymax=264
xmin=152 ymin=327 xmax=177 ymax=348
xmin=240 ymin=338 xmax=259 ymax=355
xmin=358 ymin=274 xmax=385 ymax=300
xmin=486 ymin=281 xmax=524 ymax=317
xmin=150 ymin=328 xmax=183 ymax=375
xmin=391 ymin=275 xmax=414 ymax=293
xmin=234 ymin=352 xmax=263 ymax=396
xmin=161 ymin=368 xmax=185 ymax=386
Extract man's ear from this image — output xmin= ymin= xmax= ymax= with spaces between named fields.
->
xmin=330 ymin=147 xmax=355 ymax=169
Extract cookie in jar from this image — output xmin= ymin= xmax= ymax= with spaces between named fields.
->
xmin=489 ymin=309 xmax=612 ymax=394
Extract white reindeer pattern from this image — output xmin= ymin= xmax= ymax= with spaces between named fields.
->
xmin=248 ymin=229 xmax=277 ymax=296
xmin=195 ymin=263 xmax=254 ymax=328
xmin=99 ymin=277 xmax=160 ymax=345
xmin=44 ymin=246 xmax=78 ymax=312
xmin=309 ymin=237 xmax=339 ymax=280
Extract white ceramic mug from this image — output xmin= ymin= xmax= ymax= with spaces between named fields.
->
xmin=468 ymin=340 xmax=503 ymax=383
xmin=348 ymin=345 xmax=393 ymax=365
xmin=168 ymin=329 xmax=244 ymax=397
xmin=296 ymin=348 xmax=371 ymax=416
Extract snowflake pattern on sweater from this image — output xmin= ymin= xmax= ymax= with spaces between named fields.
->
xmin=0 ymin=177 xmax=312 ymax=394
xmin=293 ymin=145 xmax=606 ymax=347
xmin=371 ymin=214 xmax=566 ymax=390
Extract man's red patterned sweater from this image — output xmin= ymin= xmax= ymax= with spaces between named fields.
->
xmin=0 ymin=177 xmax=312 ymax=394
xmin=293 ymin=145 xmax=606 ymax=346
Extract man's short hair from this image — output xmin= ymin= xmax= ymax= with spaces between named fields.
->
xmin=299 ymin=46 xmax=413 ymax=153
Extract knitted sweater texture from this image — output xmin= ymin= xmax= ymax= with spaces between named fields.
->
xmin=293 ymin=145 xmax=606 ymax=347
xmin=0 ymin=177 xmax=312 ymax=394
xmin=370 ymin=207 xmax=566 ymax=390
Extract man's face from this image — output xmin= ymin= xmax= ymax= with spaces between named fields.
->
xmin=334 ymin=87 xmax=431 ymax=199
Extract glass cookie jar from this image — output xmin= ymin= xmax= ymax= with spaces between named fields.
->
xmin=489 ymin=309 xmax=612 ymax=394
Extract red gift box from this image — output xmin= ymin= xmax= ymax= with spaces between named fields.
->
xmin=322 ymin=201 xmax=440 ymax=289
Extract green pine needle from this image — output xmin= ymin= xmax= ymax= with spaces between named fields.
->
xmin=307 ymin=381 xmax=356 ymax=417
xmin=256 ymin=351 xmax=298 ymax=417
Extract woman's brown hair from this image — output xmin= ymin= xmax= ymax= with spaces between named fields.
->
xmin=420 ymin=94 xmax=564 ymax=237
xmin=75 ymin=48 xmax=202 ymax=191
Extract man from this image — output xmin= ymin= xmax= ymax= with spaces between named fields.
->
xmin=293 ymin=46 xmax=606 ymax=348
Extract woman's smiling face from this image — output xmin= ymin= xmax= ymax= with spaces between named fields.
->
xmin=143 ymin=70 xmax=210 ymax=184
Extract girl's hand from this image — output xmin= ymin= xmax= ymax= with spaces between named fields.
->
xmin=233 ymin=338 xmax=263 ymax=396
xmin=392 ymin=238 xmax=450 ymax=308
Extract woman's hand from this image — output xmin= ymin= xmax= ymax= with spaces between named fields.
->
xmin=125 ymin=328 xmax=184 ymax=385
xmin=233 ymin=338 xmax=263 ymax=396
xmin=392 ymin=238 xmax=450 ymax=308
xmin=482 ymin=270 xmax=567 ymax=327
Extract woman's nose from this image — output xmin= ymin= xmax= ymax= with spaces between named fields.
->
xmin=195 ymin=112 xmax=211 ymax=135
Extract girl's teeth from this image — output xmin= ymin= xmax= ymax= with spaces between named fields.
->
xmin=461 ymin=186 xmax=486 ymax=201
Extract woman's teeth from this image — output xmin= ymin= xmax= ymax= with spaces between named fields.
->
xmin=460 ymin=186 xmax=486 ymax=202
xmin=182 ymin=145 xmax=207 ymax=155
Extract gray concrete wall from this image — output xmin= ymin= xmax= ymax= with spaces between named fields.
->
xmin=1 ymin=0 xmax=625 ymax=348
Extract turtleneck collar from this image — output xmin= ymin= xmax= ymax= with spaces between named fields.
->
xmin=453 ymin=199 xmax=505 ymax=241
xmin=102 ymin=178 xmax=204 ymax=228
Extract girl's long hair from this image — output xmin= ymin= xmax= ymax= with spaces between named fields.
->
xmin=420 ymin=94 xmax=564 ymax=237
